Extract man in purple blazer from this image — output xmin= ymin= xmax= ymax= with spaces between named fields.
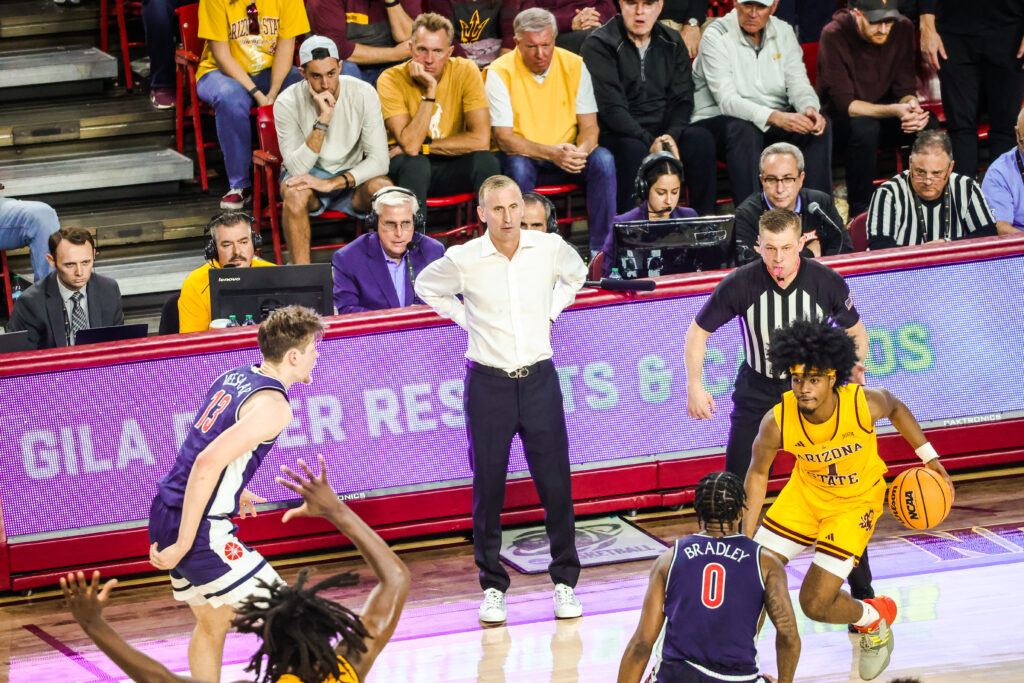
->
xmin=332 ymin=186 xmax=446 ymax=313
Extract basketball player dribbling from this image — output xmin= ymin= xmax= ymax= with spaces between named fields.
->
xmin=619 ymin=471 xmax=800 ymax=683
xmin=148 ymin=305 xmax=324 ymax=682
xmin=745 ymin=320 xmax=954 ymax=680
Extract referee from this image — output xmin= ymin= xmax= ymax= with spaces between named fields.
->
xmin=867 ymin=130 xmax=997 ymax=249
xmin=683 ymin=208 xmax=875 ymax=603
xmin=415 ymin=175 xmax=588 ymax=626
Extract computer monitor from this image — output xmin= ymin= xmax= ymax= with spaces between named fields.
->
xmin=74 ymin=323 xmax=149 ymax=346
xmin=210 ymin=264 xmax=334 ymax=322
xmin=611 ymin=216 xmax=734 ymax=278
xmin=0 ymin=331 xmax=31 ymax=354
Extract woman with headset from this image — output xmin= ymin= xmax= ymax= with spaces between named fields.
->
xmin=600 ymin=151 xmax=697 ymax=276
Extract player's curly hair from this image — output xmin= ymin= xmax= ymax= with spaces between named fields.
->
xmin=767 ymin=318 xmax=859 ymax=387
xmin=694 ymin=471 xmax=746 ymax=530
xmin=233 ymin=569 xmax=371 ymax=683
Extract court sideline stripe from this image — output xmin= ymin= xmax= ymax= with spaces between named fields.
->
xmin=22 ymin=623 xmax=118 ymax=681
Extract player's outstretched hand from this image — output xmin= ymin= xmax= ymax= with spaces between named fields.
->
xmin=238 ymin=488 xmax=267 ymax=519
xmin=278 ymin=454 xmax=348 ymax=522
xmin=925 ymin=458 xmax=955 ymax=504
xmin=61 ymin=570 xmax=117 ymax=631
xmin=149 ymin=541 xmax=187 ymax=571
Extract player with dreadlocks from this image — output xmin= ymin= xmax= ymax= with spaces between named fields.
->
xmin=618 ymin=471 xmax=800 ymax=683
xmin=745 ymin=319 xmax=953 ymax=681
xmin=61 ymin=454 xmax=410 ymax=683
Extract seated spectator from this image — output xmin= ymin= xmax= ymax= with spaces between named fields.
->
xmin=196 ymin=0 xmax=308 ymax=210
xmin=691 ymin=1 xmax=831 ymax=206
xmin=522 ymin=0 xmax=616 ymax=54
xmin=486 ymin=8 xmax=615 ymax=257
xmin=600 ymin=151 xmax=697 ymax=276
xmin=276 ymin=36 xmax=392 ymax=264
xmin=733 ymin=142 xmax=851 ymax=265
xmin=332 ymin=187 xmax=445 ymax=313
xmin=7 ymin=228 xmax=123 ymax=350
xmin=430 ymin=0 xmax=516 ymax=68
xmin=980 ymin=107 xmax=1024 ymax=234
xmin=179 ymin=212 xmax=275 ymax=333
xmin=581 ymin=0 xmax=716 ymax=215
xmin=867 ymin=130 xmax=997 ymax=249
xmin=307 ymin=0 xmax=420 ymax=86
xmin=0 ymin=192 xmax=60 ymax=282
xmin=660 ymin=0 xmax=708 ymax=58
xmin=377 ymin=13 xmax=501 ymax=210
xmin=817 ymin=1 xmax=936 ymax=218
xmin=522 ymin=191 xmax=558 ymax=232
xmin=142 ymin=0 xmax=196 ymax=109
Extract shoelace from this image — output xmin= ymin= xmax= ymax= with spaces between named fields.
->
xmin=554 ymin=586 xmax=577 ymax=604
xmin=483 ymin=591 xmax=504 ymax=608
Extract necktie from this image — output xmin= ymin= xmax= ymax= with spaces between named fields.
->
xmin=70 ymin=291 xmax=88 ymax=344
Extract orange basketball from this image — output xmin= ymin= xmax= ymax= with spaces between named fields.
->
xmin=888 ymin=467 xmax=951 ymax=530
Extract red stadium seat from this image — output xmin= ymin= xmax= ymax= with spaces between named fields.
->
xmin=536 ymin=184 xmax=585 ymax=238
xmin=100 ymin=0 xmax=144 ymax=91
xmin=707 ymin=0 xmax=734 ymax=17
xmin=588 ymin=250 xmax=604 ymax=281
xmin=801 ymin=42 xmax=819 ymax=88
xmin=849 ymin=211 xmax=868 ymax=252
xmin=0 ymin=250 xmax=13 ymax=316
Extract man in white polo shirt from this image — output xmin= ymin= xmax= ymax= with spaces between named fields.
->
xmin=274 ymin=35 xmax=392 ymax=263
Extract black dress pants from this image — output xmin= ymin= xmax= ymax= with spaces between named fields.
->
xmin=939 ymin=29 xmax=1024 ymax=177
xmin=390 ymin=151 xmax=501 ymax=211
xmin=726 ymin=364 xmax=873 ymax=598
xmin=464 ymin=359 xmax=580 ymax=592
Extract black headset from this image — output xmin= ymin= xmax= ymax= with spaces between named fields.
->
xmin=204 ymin=211 xmax=262 ymax=263
xmin=365 ymin=186 xmax=427 ymax=233
xmin=523 ymin=192 xmax=559 ymax=233
xmin=632 ymin=151 xmax=685 ymax=205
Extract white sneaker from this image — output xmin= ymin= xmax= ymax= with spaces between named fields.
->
xmin=553 ymin=583 xmax=582 ymax=619
xmin=478 ymin=588 xmax=507 ymax=623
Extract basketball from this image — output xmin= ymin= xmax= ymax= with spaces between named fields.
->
xmin=888 ymin=467 xmax=952 ymax=530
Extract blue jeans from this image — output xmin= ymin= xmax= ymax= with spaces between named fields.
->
xmin=0 ymin=198 xmax=60 ymax=281
xmin=501 ymin=147 xmax=616 ymax=253
xmin=141 ymin=0 xmax=194 ymax=90
xmin=341 ymin=61 xmax=388 ymax=87
xmin=196 ymin=67 xmax=304 ymax=189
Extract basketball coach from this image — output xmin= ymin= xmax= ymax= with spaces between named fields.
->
xmin=415 ymin=175 xmax=587 ymax=626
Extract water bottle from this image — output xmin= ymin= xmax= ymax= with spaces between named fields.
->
xmin=242 ymin=314 xmax=257 ymax=326
xmin=608 ymin=267 xmax=623 ymax=281
xmin=226 ymin=315 xmax=240 ymax=328
xmin=11 ymin=275 xmax=23 ymax=301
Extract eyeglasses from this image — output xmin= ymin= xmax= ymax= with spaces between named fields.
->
xmin=247 ymin=2 xmax=259 ymax=36
xmin=761 ymin=176 xmax=799 ymax=187
xmin=379 ymin=222 xmax=415 ymax=233
xmin=910 ymin=167 xmax=949 ymax=182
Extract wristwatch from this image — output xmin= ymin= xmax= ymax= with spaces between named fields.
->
xmin=687 ymin=18 xmax=700 ymax=27
xmin=313 ymin=121 xmax=329 ymax=132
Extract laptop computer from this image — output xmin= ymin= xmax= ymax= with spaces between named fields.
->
xmin=0 ymin=330 xmax=32 ymax=354
xmin=74 ymin=323 xmax=149 ymax=346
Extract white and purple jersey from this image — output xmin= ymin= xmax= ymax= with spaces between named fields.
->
xmin=653 ymin=533 xmax=765 ymax=682
xmin=156 ymin=365 xmax=287 ymax=517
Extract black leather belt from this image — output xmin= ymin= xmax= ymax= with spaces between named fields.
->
xmin=467 ymin=360 xmax=545 ymax=379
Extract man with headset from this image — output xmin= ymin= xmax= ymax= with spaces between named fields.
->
xmin=332 ymin=186 xmax=445 ymax=313
xmin=178 ymin=212 xmax=276 ymax=333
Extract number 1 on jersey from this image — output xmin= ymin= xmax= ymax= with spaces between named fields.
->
xmin=702 ymin=562 xmax=726 ymax=609
xmin=195 ymin=390 xmax=232 ymax=433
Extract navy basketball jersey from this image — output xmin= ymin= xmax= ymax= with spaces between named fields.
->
xmin=156 ymin=365 xmax=287 ymax=516
xmin=655 ymin=533 xmax=765 ymax=681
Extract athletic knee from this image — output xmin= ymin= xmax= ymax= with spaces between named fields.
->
xmin=798 ymin=587 xmax=831 ymax=622
xmin=282 ymin=185 xmax=312 ymax=212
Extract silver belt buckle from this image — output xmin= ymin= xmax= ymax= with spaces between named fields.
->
xmin=508 ymin=366 xmax=529 ymax=379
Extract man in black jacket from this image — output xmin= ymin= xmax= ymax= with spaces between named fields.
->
xmin=733 ymin=142 xmax=851 ymax=265
xmin=581 ymin=0 xmax=716 ymax=215
xmin=7 ymin=227 xmax=124 ymax=350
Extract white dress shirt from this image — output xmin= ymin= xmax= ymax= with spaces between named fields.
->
xmin=56 ymin=277 xmax=89 ymax=327
xmin=414 ymin=230 xmax=587 ymax=371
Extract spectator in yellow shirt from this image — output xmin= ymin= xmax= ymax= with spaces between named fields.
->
xmin=376 ymin=12 xmax=500 ymax=208
xmin=178 ymin=212 xmax=276 ymax=332
xmin=195 ymin=0 xmax=310 ymax=210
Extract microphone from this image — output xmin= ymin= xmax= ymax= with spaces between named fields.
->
xmin=807 ymin=202 xmax=845 ymax=254
xmin=584 ymin=278 xmax=657 ymax=292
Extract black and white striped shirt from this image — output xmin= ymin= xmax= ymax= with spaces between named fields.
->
xmin=866 ymin=170 xmax=996 ymax=249
xmin=695 ymin=258 xmax=860 ymax=378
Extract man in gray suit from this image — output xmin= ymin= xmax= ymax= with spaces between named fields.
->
xmin=7 ymin=227 xmax=124 ymax=350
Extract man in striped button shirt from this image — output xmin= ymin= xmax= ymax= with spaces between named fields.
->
xmin=866 ymin=130 xmax=997 ymax=249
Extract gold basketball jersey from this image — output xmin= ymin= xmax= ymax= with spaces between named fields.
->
xmin=276 ymin=656 xmax=360 ymax=683
xmin=775 ymin=383 xmax=886 ymax=497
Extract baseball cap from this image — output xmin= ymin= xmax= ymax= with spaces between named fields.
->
xmin=299 ymin=36 xmax=339 ymax=65
xmin=738 ymin=0 xmax=774 ymax=5
xmin=854 ymin=0 xmax=901 ymax=22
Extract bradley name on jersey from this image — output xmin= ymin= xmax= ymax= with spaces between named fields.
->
xmin=682 ymin=538 xmax=751 ymax=563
